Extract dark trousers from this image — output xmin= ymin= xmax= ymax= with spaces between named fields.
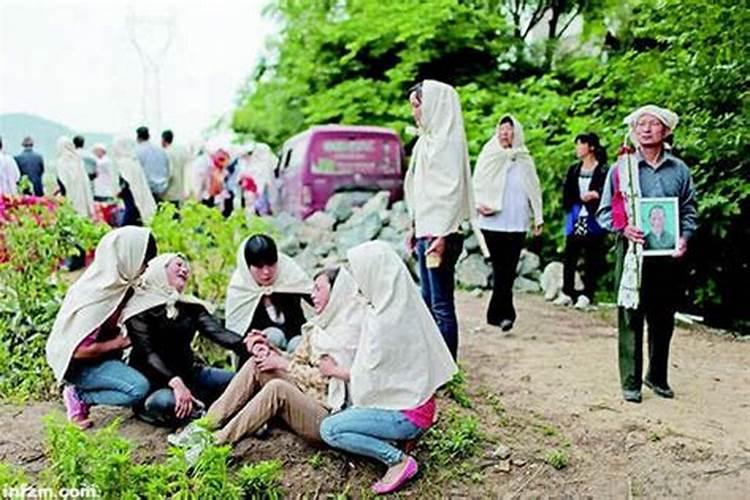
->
xmin=615 ymin=237 xmax=683 ymax=391
xmin=415 ymin=233 xmax=464 ymax=360
xmin=482 ymin=230 xmax=525 ymax=326
xmin=562 ymin=234 xmax=607 ymax=301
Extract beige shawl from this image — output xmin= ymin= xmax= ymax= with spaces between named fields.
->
xmin=302 ymin=268 xmax=365 ymax=411
xmin=241 ymin=143 xmax=277 ymax=194
xmin=56 ymin=136 xmax=94 ymax=218
xmin=224 ymin=237 xmax=312 ymax=337
xmin=111 ymin=137 xmax=157 ymax=222
xmin=472 ymin=115 xmax=544 ymax=226
xmin=45 ymin=227 xmax=152 ymax=381
xmin=347 ymin=241 xmax=458 ymax=410
xmin=121 ymin=253 xmax=212 ymax=323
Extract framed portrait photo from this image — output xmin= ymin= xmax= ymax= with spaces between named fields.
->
xmin=639 ymin=197 xmax=680 ymax=256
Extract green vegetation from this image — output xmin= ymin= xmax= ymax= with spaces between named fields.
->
xmin=234 ymin=0 xmax=750 ymax=330
xmin=445 ymin=367 xmax=473 ymax=409
xmin=544 ymin=448 xmax=570 ymax=470
xmin=422 ymin=409 xmax=483 ymax=466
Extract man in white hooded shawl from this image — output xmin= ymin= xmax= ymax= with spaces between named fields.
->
xmin=320 ymin=241 xmax=458 ymax=495
xmin=404 ymin=79 xmax=480 ymax=360
xmin=596 ymin=105 xmax=697 ymax=403
xmin=472 ymin=115 xmax=544 ymax=332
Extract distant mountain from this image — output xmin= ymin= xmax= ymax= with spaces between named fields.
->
xmin=0 ymin=113 xmax=112 ymax=160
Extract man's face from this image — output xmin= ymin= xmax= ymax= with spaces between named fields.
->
xmin=409 ymin=91 xmax=422 ymax=125
xmin=635 ymin=113 xmax=667 ymax=147
xmin=497 ymin=123 xmax=514 ymax=148
xmin=93 ymin=148 xmax=105 ymax=159
xmin=650 ymin=208 xmax=665 ymax=235
xmin=250 ymin=263 xmax=278 ymax=287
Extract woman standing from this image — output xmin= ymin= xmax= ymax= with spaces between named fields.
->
xmin=111 ymin=137 xmax=157 ymax=226
xmin=472 ymin=115 xmax=543 ymax=331
xmin=555 ymin=133 xmax=609 ymax=309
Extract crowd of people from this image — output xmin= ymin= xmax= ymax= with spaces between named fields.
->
xmin=26 ymin=78 xmax=698 ymax=494
xmin=0 ymin=127 xmax=278 ymax=227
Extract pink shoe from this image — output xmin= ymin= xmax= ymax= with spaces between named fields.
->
xmin=62 ymin=386 xmax=93 ymax=429
xmin=372 ymin=456 xmax=419 ymax=495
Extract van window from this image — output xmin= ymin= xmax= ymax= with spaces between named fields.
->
xmin=310 ymin=136 xmax=399 ymax=175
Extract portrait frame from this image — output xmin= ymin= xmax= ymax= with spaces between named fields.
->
xmin=639 ymin=197 xmax=680 ymax=256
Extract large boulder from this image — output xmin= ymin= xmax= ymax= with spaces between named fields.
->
xmin=305 ymin=211 xmax=336 ymax=232
xmin=325 ymin=193 xmax=357 ymax=222
xmin=293 ymin=246 xmax=319 ymax=274
xmin=278 ymin=235 xmax=302 ymax=257
xmin=361 ymin=190 xmax=391 ymax=218
xmin=270 ymin=212 xmax=301 ymax=235
xmin=336 ymin=212 xmax=383 ymax=253
xmin=457 ymin=254 xmax=492 ymax=289
xmin=513 ymin=276 xmax=541 ymax=293
xmin=516 ymin=249 xmax=541 ymax=277
xmin=389 ymin=210 xmax=412 ymax=233
xmin=540 ymin=261 xmax=584 ymax=301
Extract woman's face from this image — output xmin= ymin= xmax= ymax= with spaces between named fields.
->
xmin=575 ymin=140 xmax=592 ymax=159
xmin=409 ymin=91 xmax=422 ymax=125
xmin=166 ymin=257 xmax=190 ymax=293
xmin=497 ymin=123 xmax=514 ymax=148
xmin=312 ymin=274 xmax=333 ymax=314
xmin=250 ymin=263 xmax=278 ymax=287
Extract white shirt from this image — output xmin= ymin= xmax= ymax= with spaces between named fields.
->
xmin=0 ymin=152 xmax=20 ymax=195
xmin=478 ymin=161 xmax=531 ymax=233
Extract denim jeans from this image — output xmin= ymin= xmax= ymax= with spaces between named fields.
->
xmin=66 ymin=359 xmax=150 ymax=408
xmin=141 ymin=367 xmax=234 ymax=426
xmin=320 ymin=408 xmax=423 ymax=466
xmin=263 ymin=327 xmax=302 ymax=353
xmin=415 ymin=234 xmax=464 ymax=359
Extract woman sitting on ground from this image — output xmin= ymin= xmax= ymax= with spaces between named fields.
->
xmin=320 ymin=241 xmax=458 ymax=495
xmin=45 ymin=227 xmax=157 ymax=429
xmin=171 ymin=266 xmax=363 ymax=459
xmin=225 ymin=234 xmax=312 ymax=353
xmin=122 ymin=253 xmax=252 ymax=427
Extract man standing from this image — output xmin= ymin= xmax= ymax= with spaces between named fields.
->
xmin=597 ymin=105 xmax=697 ymax=403
xmin=161 ymin=129 xmax=189 ymax=206
xmin=135 ymin=126 xmax=170 ymax=201
xmin=404 ymin=80 xmax=481 ymax=360
xmin=0 ymin=136 xmax=21 ymax=196
xmin=14 ymin=136 xmax=44 ymax=196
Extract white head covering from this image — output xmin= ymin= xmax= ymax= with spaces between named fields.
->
xmin=56 ymin=136 xmax=94 ymax=218
xmin=472 ymin=115 xmax=544 ymax=225
xmin=303 ymin=268 xmax=365 ymax=411
xmin=45 ymin=226 xmax=152 ymax=381
xmin=404 ymin=80 xmax=474 ymax=238
xmin=0 ymin=150 xmax=20 ymax=196
xmin=224 ymin=236 xmax=312 ymax=336
xmin=624 ymin=105 xmax=679 ymax=146
xmin=347 ymin=241 xmax=458 ymax=410
xmin=121 ymin=253 xmax=212 ymax=323
xmin=111 ymin=136 xmax=157 ymax=222
xmin=240 ymin=143 xmax=277 ymax=194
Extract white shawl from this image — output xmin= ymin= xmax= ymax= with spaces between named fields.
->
xmin=303 ymin=268 xmax=365 ymax=411
xmin=241 ymin=143 xmax=277 ymax=194
xmin=111 ymin=137 xmax=157 ymax=222
xmin=347 ymin=241 xmax=458 ymax=410
xmin=404 ymin=80 xmax=474 ymax=238
xmin=472 ymin=115 xmax=544 ymax=225
xmin=121 ymin=253 xmax=212 ymax=323
xmin=45 ymin=226 xmax=152 ymax=381
xmin=224 ymin=237 xmax=312 ymax=336
xmin=56 ymin=137 xmax=94 ymax=218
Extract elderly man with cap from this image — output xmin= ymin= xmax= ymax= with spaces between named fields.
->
xmin=597 ymin=105 xmax=697 ymax=403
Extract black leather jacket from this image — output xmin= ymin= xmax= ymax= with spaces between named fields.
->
xmin=126 ymin=303 xmax=245 ymax=388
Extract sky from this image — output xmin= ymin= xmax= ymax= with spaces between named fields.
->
xmin=0 ymin=0 xmax=275 ymax=142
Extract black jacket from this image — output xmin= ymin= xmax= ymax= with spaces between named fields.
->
xmin=248 ymin=293 xmax=310 ymax=340
xmin=562 ymin=162 xmax=608 ymax=214
xmin=127 ymin=303 xmax=245 ymax=388
xmin=14 ymin=149 xmax=44 ymax=196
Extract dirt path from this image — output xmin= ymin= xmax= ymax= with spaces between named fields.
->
xmin=1 ymin=292 xmax=748 ymax=498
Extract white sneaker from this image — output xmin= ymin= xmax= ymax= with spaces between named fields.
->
xmin=574 ymin=295 xmax=591 ymax=310
xmin=552 ymin=293 xmax=573 ymax=306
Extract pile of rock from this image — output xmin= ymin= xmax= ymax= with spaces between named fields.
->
xmin=266 ymin=191 xmax=553 ymax=294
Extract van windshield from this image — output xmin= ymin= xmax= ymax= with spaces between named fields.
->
xmin=310 ymin=136 xmax=400 ymax=175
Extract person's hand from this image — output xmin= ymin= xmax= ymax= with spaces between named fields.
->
xmin=477 ymin=204 xmax=496 ymax=216
xmin=623 ymin=225 xmax=645 ymax=244
xmin=532 ymin=224 xmax=544 ymax=237
xmin=318 ymin=355 xmax=339 ymax=377
xmin=108 ymin=335 xmax=131 ymax=351
xmin=672 ymin=237 xmax=688 ymax=258
xmin=169 ymin=377 xmax=194 ymax=420
xmin=405 ymin=227 xmax=416 ymax=254
xmin=426 ymin=236 xmax=446 ymax=258
xmin=244 ymin=331 xmax=267 ymax=353
xmin=581 ymin=191 xmax=599 ymax=203
xmin=256 ymin=352 xmax=289 ymax=373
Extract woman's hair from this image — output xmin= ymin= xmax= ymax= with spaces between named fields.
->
xmin=499 ymin=115 xmax=514 ymax=127
xmin=408 ymin=82 xmax=423 ymax=102
xmin=244 ymin=234 xmax=278 ymax=268
xmin=314 ymin=267 xmax=340 ymax=287
xmin=575 ymin=132 xmax=608 ymax=166
xmin=144 ymin=233 xmax=157 ymax=265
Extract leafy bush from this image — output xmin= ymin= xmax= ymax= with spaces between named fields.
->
xmin=0 ymin=196 xmax=108 ymax=401
xmin=445 ymin=368 xmax=473 ymax=409
xmin=236 ymin=459 xmax=284 ymax=500
xmin=421 ymin=409 xmax=482 ymax=466
xmin=544 ymin=448 xmax=570 ymax=470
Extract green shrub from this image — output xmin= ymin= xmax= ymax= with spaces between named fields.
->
xmin=422 ymin=410 xmax=482 ymax=466
xmin=544 ymin=448 xmax=570 ymax=470
xmin=445 ymin=368 xmax=473 ymax=409
xmin=236 ymin=459 xmax=284 ymax=500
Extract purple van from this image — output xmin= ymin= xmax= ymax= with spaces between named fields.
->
xmin=272 ymin=125 xmax=404 ymax=219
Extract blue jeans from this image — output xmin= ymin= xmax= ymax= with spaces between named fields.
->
xmin=320 ymin=408 xmax=423 ymax=466
xmin=141 ymin=367 xmax=234 ymax=426
xmin=263 ymin=327 xmax=302 ymax=353
xmin=415 ymin=234 xmax=463 ymax=359
xmin=66 ymin=360 xmax=150 ymax=408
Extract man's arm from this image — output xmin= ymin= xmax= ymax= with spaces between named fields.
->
xmin=596 ymin=167 xmax=616 ymax=232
